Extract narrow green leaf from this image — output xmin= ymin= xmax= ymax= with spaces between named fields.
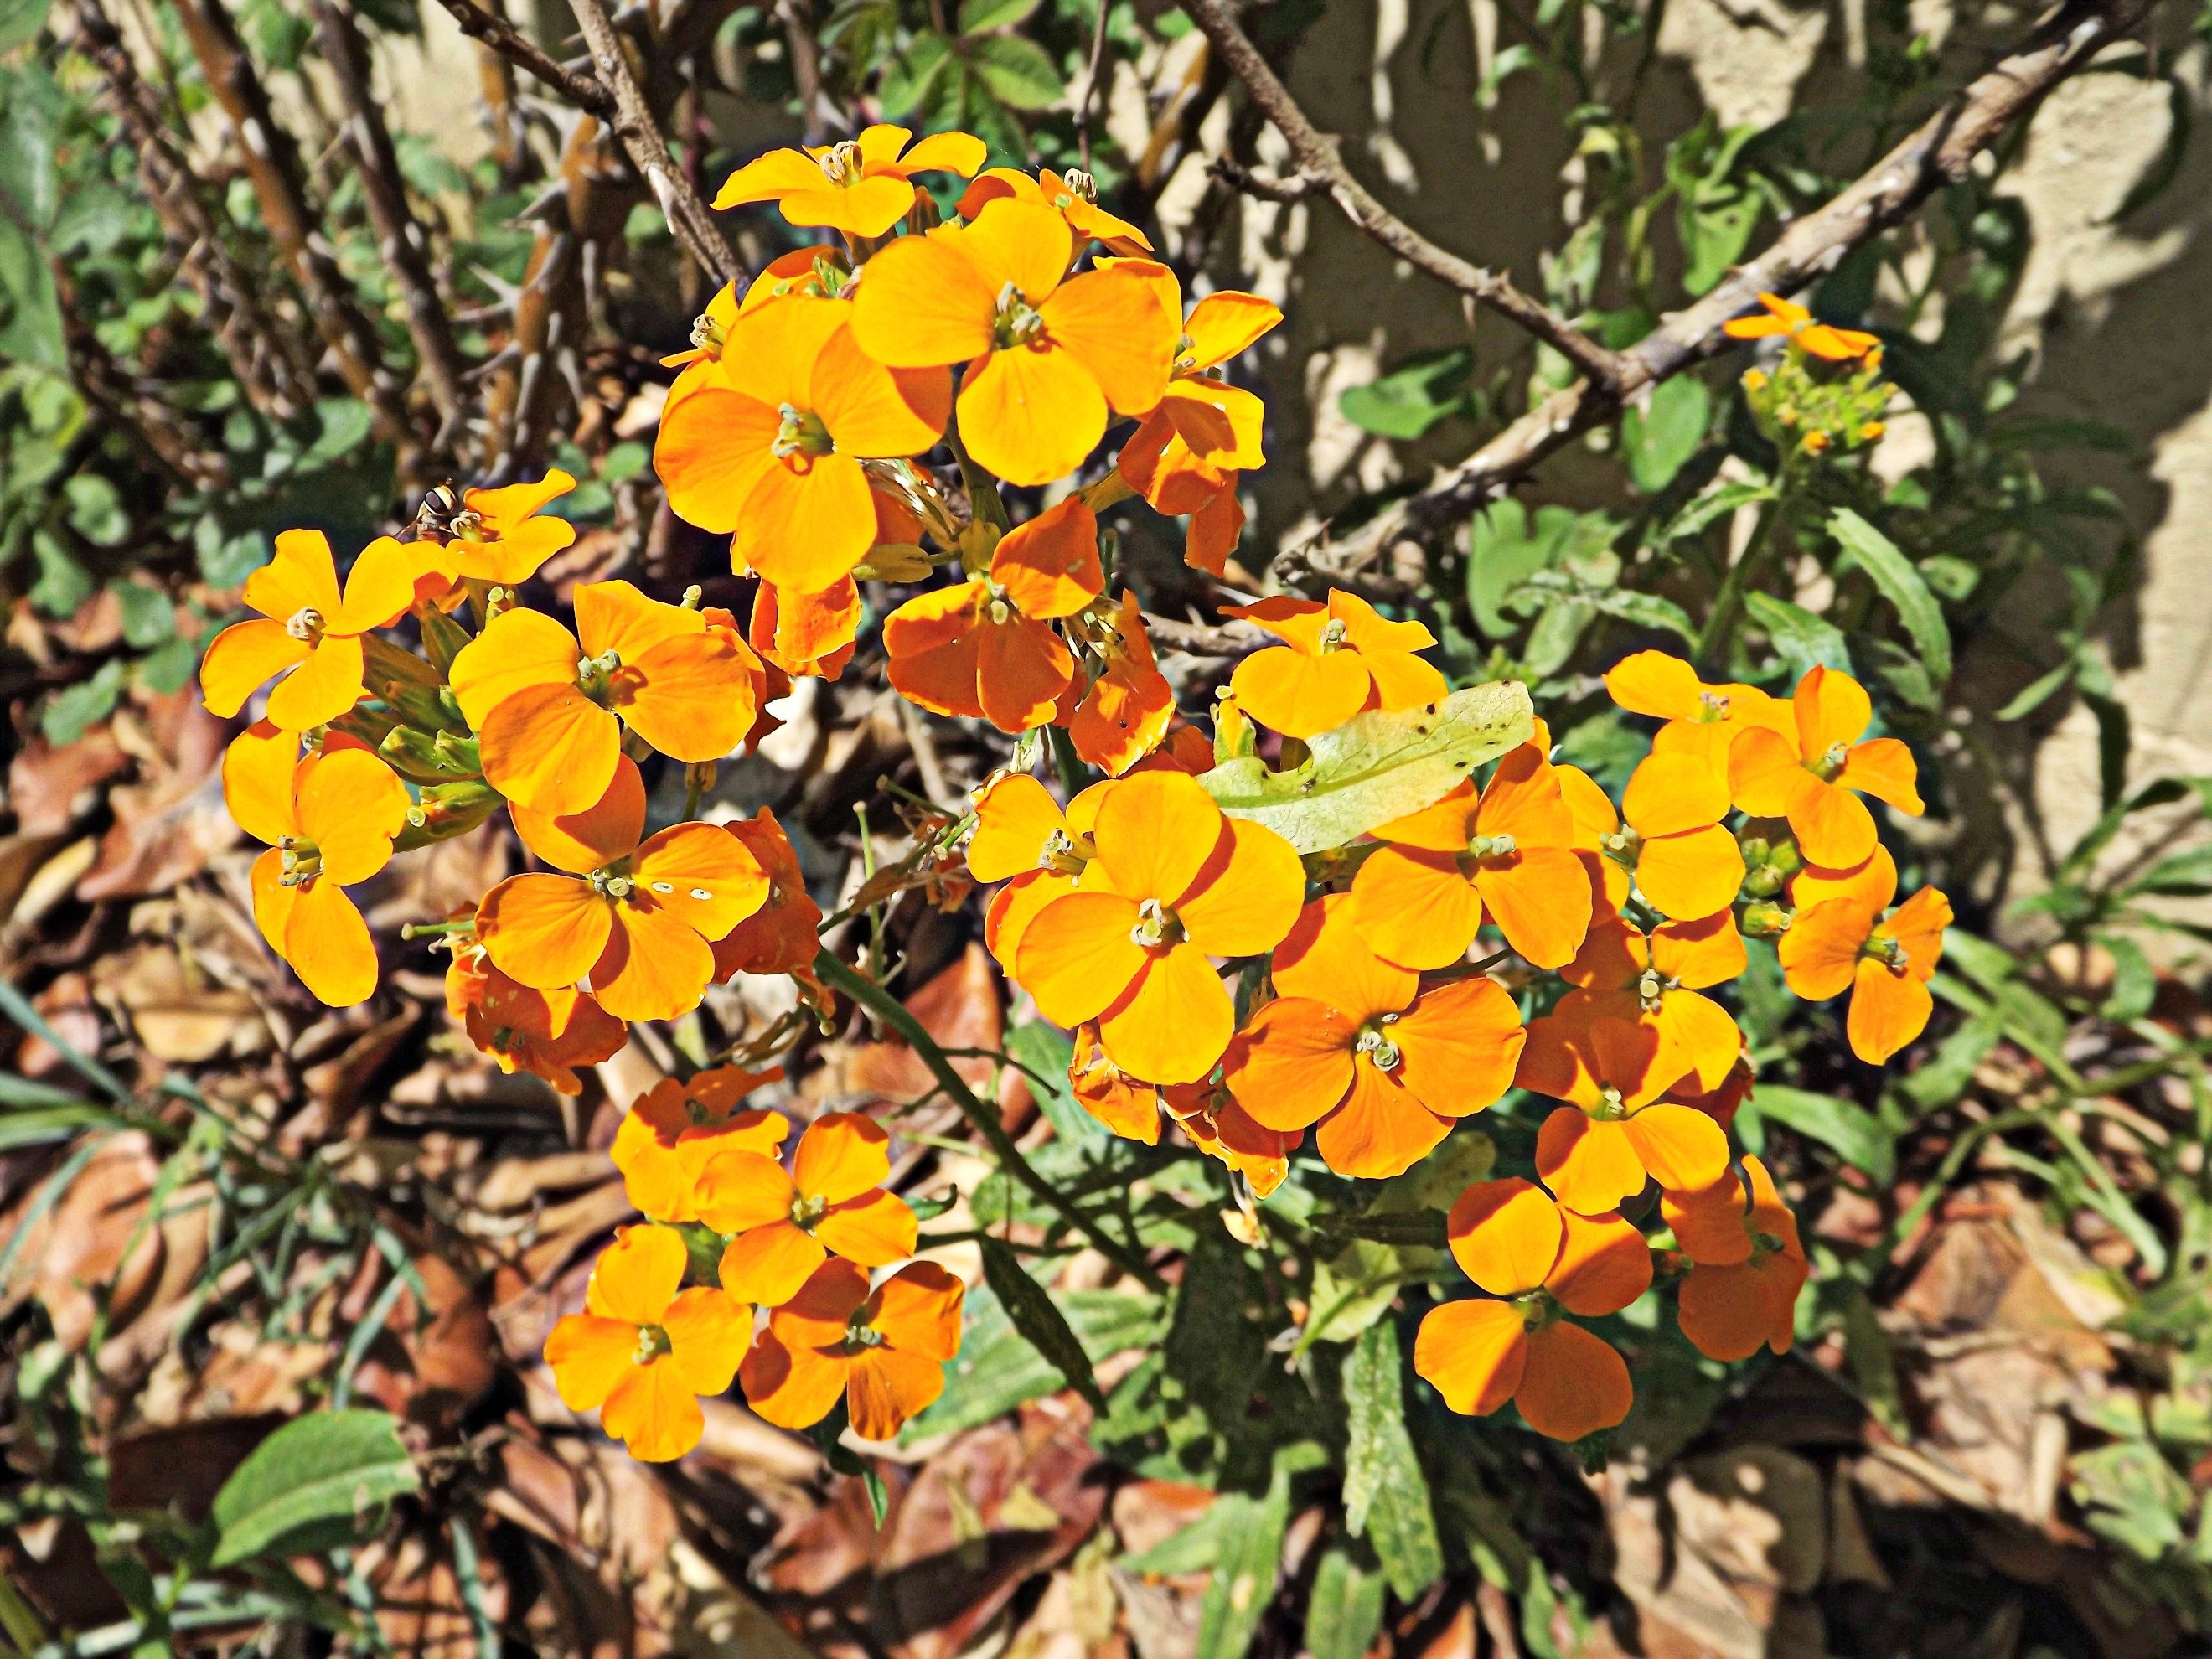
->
xmin=210 ymin=1409 xmax=420 ymax=1566
xmin=1342 ymin=1321 xmax=1444 ymax=1601
xmin=958 ymin=0 xmax=1041 ymax=30
xmin=977 ymin=1237 xmax=1104 ymax=1409
xmin=1750 ymin=1085 xmax=1894 ymax=1183
xmin=904 ymin=1286 xmax=1158 ymax=1439
xmin=1303 ymin=1544 xmax=1388 ymax=1659
xmin=1743 ymin=591 xmax=1849 ymax=679
xmin=1829 ymin=509 xmax=1951 ymax=690
xmin=1199 ymin=681 xmax=1533 ymax=855
xmin=1657 ymin=480 xmax=1775 ymax=545
xmin=1194 ymin=1486 xmax=1288 ymax=1659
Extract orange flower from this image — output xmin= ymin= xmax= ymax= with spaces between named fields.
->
xmin=475 ymin=757 xmax=768 ymax=1021
xmin=1013 ymin=770 xmax=1305 ymax=1084
xmin=1223 ymin=897 xmax=1524 ymax=1178
xmin=654 ymin=297 xmax=951 ymax=592
xmin=1560 ymin=912 xmax=1747 ymax=1092
xmin=1604 ymin=650 xmax=1793 ymax=774
xmin=201 ymin=530 xmax=421 ymax=730
xmin=884 ymin=496 xmax=1103 ymax=732
xmin=1579 ymin=752 xmax=1748 ymax=922
xmin=1788 ymin=840 xmax=1895 ymax=911
xmin=751 ymin=576 xmax=860 ymax=681
xmin=1555 ymin=759 xmax=1631 ymax=913
xmin=449 ymin=579 xmax=761 ymax=815
xmin=610 ymin=1069 xmax=789 ymax=1222
xmin=739 ymin=1258 xmax=964 ymax=1439
xmin=1226 ymin=592 xmax=1447 ymax=739
xmin=1117 ymin=416 xmax=1247 ymax=576
xmin=850 ymin=199 xmax=1176 ymax=486
xmin=958 ymin=167 xmax=1155 ymax=255
xmin=1662 ymin=1156 xmax=1807 ymax=1361
xmin=1068 ymin=1022 xmax=1162 ymax=1143
xmin=1110 ymin=260 xmax=1277 ymax=472
xmin=1162 ymin=1078 xmax=1296 ymax=1196
xmin=699 ymin=1113 xmax=918 ymax=1306
xmin=1777 ymin=862 xmax=1951 ymax=1064
xmin=972 ymin=773 xmax=1112 ymax=974
xmin=1517 ymin=1006 xmax=1725 ymax=1214
xmin=1067 ymin=595 xmax=1176 ymax=776
xmin=452 ymin=954 xmax=628 ymax=1094
xmin=1414 ymin=1178 xmax=1649 ymax=1442
xmin=225 ymin=721 xmax=409 ymax=1006
xmin=431 ymin=470 xmax=578 ymax=587
xmin=711 ymin=809 xmax=825 ymax=980
xmin=544 ymin=1223 xmax=752 ymax=1463
xmin=1728 ymin=664 xmax=1922 ymax=869
xmin=1349 ymin=743 xmax=1593 ymax=970
xmin=1722 ymin=292 xmax=1882 ymax=364
xmin=713 ymin=124 xmax=985 ymax=237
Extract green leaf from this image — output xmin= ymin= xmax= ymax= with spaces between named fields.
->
xmin=1621 ymin=376 xmax=1710 ymax=494
xmin=1342 ymin=1320 xmax=1444 ymax=1600
xmin=2099 ymin=933 xmax=2157 ymax=1021
xmin=1194 ymin=1486 xmax=1289 ymax=1659
xmin=958 ymin=0 xmax=1040 ymax=30
xmin=112 ymin=580 xmax=173 ymax=648
xmin=303 ymin=398 xmax=373 ymax=468
xmin=1656 ymin=479 xmax=1774 ymax=545
xmin=1995 ymin=659 xmax=2075 ymax=721
xmin=41 ymin=659 xmax=123 ymax=746
xmin=1591 ymin=587 xmax=1698 ymax=643
xmin=976 ymin=1237 xmax=1104 ymax=1409
xmin=1750 ymin=1085 xmax=1894 ymax=1183
xmin=1303 ymin=1239 xmax=1413 ymax=1349
xmin=1828 ymin=509 xmax=1951 ymax=690
xmin=0 ymin=214 xmax=64 ymax=368
xmin=1466 ymin=501 xmax=1617 ymax=638
xmin=1303 ymin=1545 xmax=1388 ymax=1659
xmin=965 ymin=33 xmax=1062 ymax=108
xmin=0 ymin=0 xmax=52 ymax=51
xmin=65 ymin=473 xmax=130 ymax=547
xmin=1198 ymin=680 xmax=1534 ymax=855
xmin=1339 ymin=347 xmax=1474 ymax=440
xmin=1743 ymin=590 xmax=1849 ymax=679
xmin=209 ymin=1409 xmax=420 ymax=1567
xmin=904 ymin=1286 xmax=1158 ymax=1439
xmin=1004 ymin=1021 xmax=1098 ymax=1143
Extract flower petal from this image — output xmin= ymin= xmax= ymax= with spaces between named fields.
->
xmin=1229 ymin=643 xmax=1372 ymax=739
xmin=1848 ymin=959 xmax=1935 ymax=1064
xmin=654 ymin=384 xmax=783 ymax=535
xmin=333 ymin=536 xmax=422 ymax=632
xmin=1785 ymin=771 xmax=1878 ymax=869
xmin=1793 ymin=664 xmax=1870 ymax=759
xmin=222 ymin=721 xmax=299 ymax=846
xmin=736 ymin=450 xmax=878 ymax=592
xmin=969 ymin=774 xmax=1065 ymax=881
xmin=633 ymin=823 xmax=771 ymax=941
xmin=814 ymin=1189 xmax=919 ymax=1268
xmin=717 ymin=1220 xmax=826 ymax=1307
xmin=849 ymin=232 xmax=999 ymax=367
xmin=1220 ymin=997 xmax=1357 ymax=1131
xmin=1619 ymin=1103 xmax=1729 ymax=1194
xmin=295 ymin=749 xmax=407 ymax=883
xmin=862 ymin=1260 xmax=965 ymax=1360
xmin=620 ymin=631 xmax=759 ymax=762
xmin=1182 ymin=291 xmax=1283 ymax=369
xmin=1393 ymin=976 xmax=1526 ymax=1114
xmin=282 ymin=880 xmax=380 ymax=1007
xmin=990 ymin=497 xmax=1103 ymax=620
xmin=1776 ymin=896 xmax=1878 ymax=1000
xmin=586 ymin=1222 xmax=686 ymax=1326
xmin=1515 ymin=1322 xmax=1631 ymax=1442
xmin=479 ymin=683 xmax=621 ymax=818
xmin=1413 ymin=1298 xmax=1527 ymax=1416
xmin=661 ymin=1285 xmax=753 ymax=1396
xmin=592 ymin=897 xmax=717 ymax=1021
xmin=1475 ymin=847 xmax=1593 ymax=969
xmin=1633 ymin=824 xmax=1745 ymax=921
xmin=545 ymin=1314 xmax=638 ymax=1411
xmin=959 ymin=342 xmax=1108 ymax=488
xmin=1622 ymin=752 xmax=1729 ymax=837
xmin=199 ymin=619 xmax=310 ymax=718
xmin=695 ymin=1149 xmax=798 ymax=1233
xmin=1445 ymin=1178 xmax=1562 ymax=1297
xmin=450 ymin=607 xmax=582 ymax=729
xmin=1533 ymin=1109 xmax=1647 ymax=1214
xmin=814 ymin=321 xmax=951 ymax=457
xmin=1096 ymin=942 xmax=1235 ymax=1085
xmin=846 ymin=1349 xmax=948 ymax=1440
xmin=1015 ymin=890 xmax=1147 ymax=1026
xmin=739 ymin=1328 xmax=851 ymax=1429
xmin=1176 ymin=819 xmax=1306 ymax=959
xmin=886 ymin=583 xmax=986 ymax=718
xmin=509 ymin=755 xmax=647 ymax=875
xmin=1274 ymin=894 xmax=1419 ymax=1017
xmin=1041 ymin=266 xmax=1175 ymax=414
xmin=1093 ymin=769 xmax=1225 ymax=907
xmin=793 ymin=1112 xmax=892 ymax=1204
xmin=263 ymin=634 xmax=365 ymax=731
xmin=1313 ymin=1059 xmax=1452 ymax=1178
xmin=602 ymin=1357 xmax=705 ymax=1461
xmin=478 ymin=875 xmax=612 ymax=990
xmin=977 ymin=616 xmax=1074 ymax=732
xmin=1546 ymin=1209 xmax=1651 ymax=1317
xmin=1347 ymin=846 xmax=1484 ymax=972
xmin=1725 ymin=725 xmax=1801 ymax=818
xmin=1837 ymin=736 xmax=1923 ymax=814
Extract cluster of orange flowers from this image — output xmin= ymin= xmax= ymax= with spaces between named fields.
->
xmin=199 ymin=121 xmax=1946 ymax=1461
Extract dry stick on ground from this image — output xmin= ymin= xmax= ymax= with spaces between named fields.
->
xmin=1180 ymin=0 xmax=1627 ymax=390
xmin=428 ymin=0 xmax=617 ymax=117
xmin=311 ymin=0 xmax=473 ymax=447
xmin=1267 ymin=0 xmax=2164 ymax=591
xmin=566 ymin=0 xmax=747 ymax=287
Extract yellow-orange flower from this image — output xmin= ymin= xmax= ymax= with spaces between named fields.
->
xmin=713 ymin=124 xmax=985 ymax=237
xmin=1604 ymin=649 xmax=1792 ymax=773
xmin=739 ymin=1258 xmax=964 ymax=1439
xmin=1227 ymin=591 xmax=1447 ymax=738
xmin=971 ymin=773 xmax=1114 ymax=974
xmin=958 ymin=167 xmax=1155 ymax=255
xmin=1068 ymin=1021 xmax=1163 ymax=1143
xmin=1728 ymin=664 xmax=1922 ymax=868
xmin=1578 ymin=751 xmax=1748 ymax=922
xmin=449 ymin=950 xmax=627 ymax=1093
xmin=751 ymin=576 xmax=860 ymax=681
xmin=201 ymin=530 xmax=421 ymax=730
xmin=851 ymin=199 xmax=1175 ymax=486
xmin=1223 ymin=897 xmax=1523 ymax=1178
xmin=1560 ymin=912 xmax=1746 ymax=1093
xmin=1778 ymin=863 xmax=1951 ymax=1064
xmin=1111 ymin=260 xmax=1277 ymax=473
xmin=1517 ymin=1005 xmax=1724 ymax=1214
xmin=655 ymin=297 xmax=951 ymax=592
xmin=1014 ymin=770 xmax=1304 ymax=1083
xmin=1162 ymin=1077 xmax=1296 ymax=1196
xmin=431 ymin=470 xmax=578 ymax=587
xmin=545 ymin=1223 xmax=751 ymax=1463
xmin=884 ymin=496 xmax=1103 ymax=732
xmin=1662 ymin=1156 xmax=1807 ymax=1360
xmin=475 ymin=757 xmax=768 ymax=1021
xmin=1067 ymin=594 xmax=1176 ymax=776
xmin=225 ymin=722 xmax=409 ymax=1007
xmin=698 ymin=1112 xmax=917 ymax=1306
xmin=450 ymin=579 xmax=760 ymax=815
xmin=711 ymin=809 xmax=825 ymax=981
xmin=610 ymin=1069 xmax=788 ymax=1222
xmin=1723 ymin=292 xmax=1882 ymax=364
xmin=1414 ymin=1178 xmax=1649 ymax=1442
xmin=1349 ymin=743 xmax=1594 ymax=970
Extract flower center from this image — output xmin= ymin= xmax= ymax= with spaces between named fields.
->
xmin=791 ymin=1191 xmax=829 ymax=1229
xmin=1600 ymin=827 xmax=1643 ymax=870
xmin=632 ymin=1324 xmax=672 ymax=1364
xmin=276 ymin=835 xmax=323 ymax=888
xmin=1695 ymin=690 xmax=1730 ymax=721
xmin=1513 ymin=1290 xmax=1561 ymax=1332
xmin=844 ymin=1320 xmax=886 ymax=1350
xmin=1058 ymin=169 xmax=1097 ymax=203
xmin=1465 ymin=832 xmax=1517 ymax=861
xmin=286 ymin=607 xmax=326 ymax=644
xmin=985 ymin=581 xmax=1018 ymax=627
xmin=1039 ymin=826 xmax=1095 ymax=876
xmin=1129 ymin=897 xmax=1184 ymax=949
xmin=1811 ymin=742 xmax=1851 ymax=782
xmin=818 ymin=140 xmax=862 ymax=186
xmin=1316 ymin=618 xmax=1348 ymax=654
xmin=1636 ymin=967 xmax=1672 ymax=1012
xmin=1172 ymin=332 xmax=1198 ymax=375
xmin=1862 ymin=933 xmax=1910 ymax=974
xmin=1594 ymin=1084 xmax=1628 ymax=1122
xmin=771 ymin=402 xmax=834 ymax=462
xmin=994 ymin=282 xmax=1048 ymax=349
xmin=576 ymin=648 xmax=623 ymax=703
xmin=689 ymin=310 xmax=726 ymax=357
xmin=1354 ymin=1016 xmax=1403 ymax=1072
xmin=589 ymin=864 xmax=635 ymax=901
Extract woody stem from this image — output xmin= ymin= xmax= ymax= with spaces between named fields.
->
xmin=812 ymin=950 xmax=1165 ymax=1291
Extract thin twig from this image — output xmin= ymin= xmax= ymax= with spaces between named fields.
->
xmin=1141 ymin=613 xmax=1272 ymax=656
xmin=428 ymin=0 xmax=618 ymax=117
xmin=1279 ymin=0 xmax=2162 ymax=591
xmin=1181 ymin=0 xmax=1625 ymax=390
xmin=1077 ymin=0 xmax=1113 ymax=171
xmin=566 ymin=0 xmax=747 ymax=287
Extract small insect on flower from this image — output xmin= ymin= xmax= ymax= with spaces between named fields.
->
xmin=545 ymin=1224 xmax=752 ymax=1463
xmin=1517 ymin=1005 xmax=1728 ymax=1215
xmin=741 ymin=1258 xmax=965 ymax=1440
xmin=1778 ymin=855 xmax=1951 ymax=1064
xmin=225 ymin=722 xmax=410 ymax=1007
xmin=1723 ymin=292 xmax=1882 ymax=365
xmin=474 ymin=757 xmax=769 ymax=1022
xmin=697 ymin=1112 xmax=918 ymax=1307
xmin=609 ymin=1068 xmax=789 ymax=1224
xmin=713 ymin=124 xmax=986 ymax=238
xmin=201 ymin=530 xmax=426 ymax=731
xmin=1414 ymin=1178 xmax=1651 ymax=1442
xmin=1662 ymin=1156 xmax=1809 ymax=1361
xmin=419 ymin=470 xmax=579 ymax=588
xmin=1225 ymin=590 xmax=1448 ymax=739
xmin=1728 ymin=664 xmax=1923 ymax=869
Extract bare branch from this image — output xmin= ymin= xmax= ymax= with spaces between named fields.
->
xmin=1180 ymin=0 xmax=1627 ymax=390
xmin=1207 ymin=155 xmax=1321 ymax=204
xmin=1278 ymin=0 xmax=2164 ymax=592
xmin=566 ymin=0 xmax=747 ymax=287
xmin=1141 ymin=614 xmax=1272 ymax=656
xmin=429 ymin=0 xmax=618 ymax=118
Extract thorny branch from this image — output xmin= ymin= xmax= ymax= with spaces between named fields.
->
xmin=1181 ymin=0 xmax=1629 ymax=390
xmin=1274 ymin=0 xmax=2165 ymax=592
xmin=428 ymin=0 xmax=618 ymax=117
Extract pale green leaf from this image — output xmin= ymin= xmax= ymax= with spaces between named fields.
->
xmin=1829 ymin=509 xmax=1951 ymax=690
xmin=1342 ymin=1321 xmax=1445 ymax=1600
xmin=210 ymin=1409 xmax=420 ymax=1566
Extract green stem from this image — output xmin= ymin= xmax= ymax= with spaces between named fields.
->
xmin=1696 ymin=488 xmax=1787 ymax=671
xmin=813 ymin=949 xmax=1164 ymax=1290
xmin=1047 ymin=726 xmax=1089 ymax=796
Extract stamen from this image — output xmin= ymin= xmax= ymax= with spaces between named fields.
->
xmin=1466 ymin=832 xmax=1518 ymax=860
xmin=1316 ymin=618 xmax=1348 ymax=653
xmin=1129 ymin=897 xmax=1180 ymax=948
xmin=285 ymin=607 xmax=326 ymax=643
xmin=817 ymin=139 xmax=861 ymax=184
